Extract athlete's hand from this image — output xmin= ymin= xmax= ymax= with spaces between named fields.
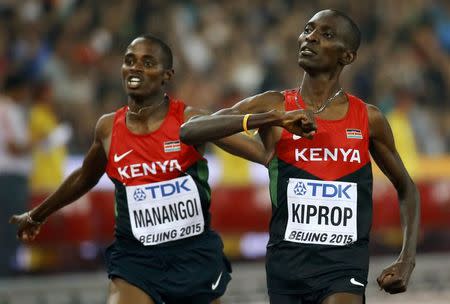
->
xmin=377 ymin=260 xmax=415 ymax=294
xmin=280 ymin=109 xmax=316 ymax=139
xmin=9 ymin=212 xmax=43 ymax=241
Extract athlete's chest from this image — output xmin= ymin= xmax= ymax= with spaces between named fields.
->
xmin=106 ymin=121 xmax=200 ymax=185
xmin=116 ymin=136 xmax=184 ymax=175
xmin=280 ymin=117 xmax=368 ymax=156
xmin=276 ymin=117 xmax=370 ymax=180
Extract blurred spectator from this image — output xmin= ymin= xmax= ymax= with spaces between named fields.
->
xmin=0 ymin=73 xmax=32 ymax=276
xmin=385 ymin=89 xmax=421 ymax=178
xmin=213 ymin=145 xmax=252 ymax=187
xmin=29 ymin=80 xmax=70 ymax=195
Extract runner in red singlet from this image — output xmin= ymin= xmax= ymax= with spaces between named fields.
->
xmin=9 ymin=34 xmax=310 ymax=304
xmin=180 ymin=9 xmax=420 ymax=304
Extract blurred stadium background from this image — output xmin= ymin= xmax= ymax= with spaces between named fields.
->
xmin=0 ymin=0 xmax=449 ymax=303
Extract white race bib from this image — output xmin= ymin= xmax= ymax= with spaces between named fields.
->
xmin=126 ymin=175 xmax=204 ymax=246
xmin=285 ymin=178 xmax=357 ymax=246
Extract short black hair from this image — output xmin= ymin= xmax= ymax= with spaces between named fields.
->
xmin=328 ymin=10 xmax=361 ymax=52
xmin=137 ymin=34 xmax=173 ymax=69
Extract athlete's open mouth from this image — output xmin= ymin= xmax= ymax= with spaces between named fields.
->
xmin=300 ymin=46 xmax=317 ymax=56
xmin=127 ymin=75 xmax=143 ymax=89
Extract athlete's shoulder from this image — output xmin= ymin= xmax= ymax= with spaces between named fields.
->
xmin=238 ymin=90 xmax=285 ymax=113
xmin=364 ymin=103 xmax=389 ymax=139
xmin=365 ymin=103 xmax=383 ymax=120
xmin=184 ymin=106 xmax=210 ymax=122
xmin=95 ymin=112 xmax=115 ymax=140
xmin=253 ymin=90 xmax=285 ymax=102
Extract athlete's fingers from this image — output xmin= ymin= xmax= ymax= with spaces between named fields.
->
xmin=379 ymin=273 xmax=408 ymax=294
xmin=384 ymin=279 xmax=407 ymax=294
xmin=378 ymin=261 xmax=410 ymax=288
xmin=296 ymin=119 xmax=316 ymax=136
xmin=18 ymin=227 xmax=38 ymax=241
xmin=302 ymin=125 xmax=317 ymax=135
xmin=298 ymin=109 xmax=315 ymax=124
xmin=25 ymin=233 xmax=33 ymax=241
xmin=9 ymin=215 xmax=19 ymax=224
xmin=381 ymin=275 xmax=402 ymax=288
xmin=31 ymin=227 xmax=41 ymax=238
xmin=377 ymin=273 xmax=393 ymax=288
xmin=16 ymin=228 xmax=24 ymax=239
xmin=300 ymin=115 xmax=313 ymax=124
xmin=302 ymin=130 xmax=316 ymax=139
xmin=25 ymin=231 xmax=37 ymax=241
xmin=21 ymin=232 xmax=29 ymax=241
xmin=380 ymin=265 xmax=397 ymax=277
xmin=376 ymin=272 xmax=388 ymax=285
xmin=387 ymin=285 xmax=407 ymax=294
xmin=300 ymin=117 xmax=316 ymax=128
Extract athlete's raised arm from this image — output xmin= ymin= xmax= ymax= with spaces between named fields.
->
xmin=367 ymin=104 xmax=420 ymax=294
xmin=9 ymin=114 xmax=113 ymax=241
xmin=180 ymin=91 xmax=316 ymax=146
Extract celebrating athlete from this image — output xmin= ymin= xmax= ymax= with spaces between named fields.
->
xmin=180 ymin=9 xmax=420 ymax=304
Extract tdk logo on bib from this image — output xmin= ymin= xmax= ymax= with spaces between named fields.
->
xmin=133 ymin=188 xmax=147 ymax=201
xmin=294 ymin=182 xmax=307 ymax=196
xmin=293 ymin=180 xmax=354 ymax=200
xmin=144 ymin=178 xmax=191 ymax=199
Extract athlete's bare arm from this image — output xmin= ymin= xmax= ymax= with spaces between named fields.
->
xmin=180 ymin=91 xmax=316 ymax=147
xmin=367 ymin=104 xmax=420 ymax=294
xmin=184 ymin=106 xmax=272 ymax=166
xmin=9 ymin=114 xmax=114 ymax=241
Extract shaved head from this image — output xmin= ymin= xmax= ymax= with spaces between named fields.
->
xmin=318 ymin=9 xmax=361 ymax=52
xmin=135 ymin=34 xmax=173 ymax=69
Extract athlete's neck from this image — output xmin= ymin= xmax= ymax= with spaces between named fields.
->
xmin=300 ymin=72 xmax=342 ymax=108
xmin=127 ymin=93 xmax=168 ymax=119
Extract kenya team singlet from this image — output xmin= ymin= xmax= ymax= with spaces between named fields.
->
xmin=266 ymin=90 xmax=373 ymax=293
xmin=106 ymin=98 xmax=211 ymax=248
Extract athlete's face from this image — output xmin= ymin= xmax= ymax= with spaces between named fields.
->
xmin=297 ymin=11 xmax=351 ymax=72
xmin=121 ymin=38 xmax=172 ymax=98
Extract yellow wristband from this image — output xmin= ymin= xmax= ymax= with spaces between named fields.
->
xmin=242 ymin=114 xmax=259 ymax=137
